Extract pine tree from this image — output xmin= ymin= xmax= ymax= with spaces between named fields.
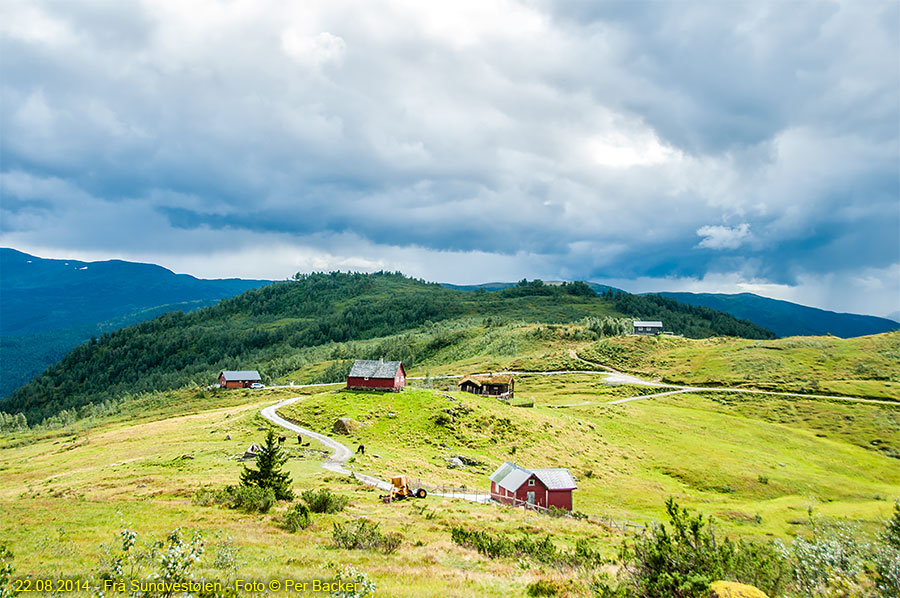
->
xmin=240 ymin=429 xmax=294 ymax=500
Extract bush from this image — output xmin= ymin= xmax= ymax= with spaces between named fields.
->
xmin=615 ymin=498 xmax=787 ymax=598
xmin=283 ymin=503 xmax=312 ymax=532
xmin=0 ymin=543 xmax=14 ymax=598
xmin=193 ymin=485 xmax=275 ymax=512
xmin=302 ymin=488 xmax=349 ymax=514
xmin=332 ymin=520 xmax=401 ymax=554
xmin=228 ymin=485 xmax=276 ymax=513
xmin=192 ymin=486 xmax=230 ymax=506
xmin=325 ymin=564 xmax=377 ymax=598
xmin=450 ymin=526 xmax=604 ymax=569
xmin=526 ymin=579 xmax=559 ymax=597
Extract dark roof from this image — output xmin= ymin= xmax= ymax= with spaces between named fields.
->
xmin=489 ymin=461 xmax=577 ymax=492
xmin=219 ymin=370 xmax=261 ymax=381
xmin=348 ymin=359 xmax=403 ymax=379
xmin=459 ymin=375 xmax=513 ymax=387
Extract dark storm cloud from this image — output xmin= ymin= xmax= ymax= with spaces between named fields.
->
xmin=0 ymin=0 xmax=897 ymax=314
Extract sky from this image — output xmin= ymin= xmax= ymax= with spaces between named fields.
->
xmin=1 ymin=0 xmax=898 ymax=317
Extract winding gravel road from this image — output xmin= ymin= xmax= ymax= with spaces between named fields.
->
xmin=259 ymin=359 xmax=896 ymax=500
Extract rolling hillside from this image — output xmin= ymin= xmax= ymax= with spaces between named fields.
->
xmin=0 ymin=326 xmax=897 ymax=597
xmin=0 ymin=272 xmax=773 ymax=426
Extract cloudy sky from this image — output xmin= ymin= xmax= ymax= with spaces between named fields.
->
xmin=1 ymin=0 xmax=898 ymax=316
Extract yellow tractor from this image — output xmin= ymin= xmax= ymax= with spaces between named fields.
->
xmin=381 ymin=476 xmax=427 ymax=503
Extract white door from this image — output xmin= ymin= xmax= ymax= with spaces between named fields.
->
xmin=526 ymin=491 xmax=535 ymax=505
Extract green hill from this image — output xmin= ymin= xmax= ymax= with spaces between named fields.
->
xmin=1 ymin=272 xmax=773 ymax=425
xmin=577 ymin=332 xmax=900 ymax=400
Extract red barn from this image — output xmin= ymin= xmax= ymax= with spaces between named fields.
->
xmin=218 ymin=370 xmax=262 ymax=389
xmin=346 ymin=359 xmax=406 ymax=392
xmin=489 ymin=461 xmax=577 ymax=511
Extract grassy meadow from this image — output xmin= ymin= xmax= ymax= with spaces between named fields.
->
xmin=1 ymin=329 xmax=899 ymax=596
xmin=577 ymin=331 xmax=900 ymax=399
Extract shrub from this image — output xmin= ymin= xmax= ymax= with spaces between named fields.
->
xmin=450 ymin=526 xmax=604 ymax=569
xmin=192 ymin=486 xmax=230 ymax=506
xmin=228 ymin=485 xmax=276 ymax=513
xmin=876 ymin=500 xmax=900 ymax=597
xmin=283 ymin=503 xmax=313 ymax=532
xmin=193 ymin=485 xmax=275 ymax=512
xmin=210 ymin=534 xmax=241 ymax=572
xmin=0 ymin=543 xmax=14 ymax=598
xmin=332 ymin=520 xmax=401 ymax=554
xmin=616 ymin=498 xmax=788 ymax=598
xmin=157 ymin=528 xmax=205 ymax=592
xmin=883 ymin=500 xmax=900 ymax=550
xmin=526 ymin=579 xmax=559 ymax=596
xmin=302 ymin=488 xmax=349 ymax=514
xmin=433 ymin=413 xmax=451 ymax=426
xmin=325 ymin=564 xmax=377 ymax=597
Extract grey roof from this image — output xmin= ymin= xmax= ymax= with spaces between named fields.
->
xmin=633 ymin=321 xmax=663 ymax=327
xmin=490 ymin=461 xmax=577 ymax=492
xmin=348 ymin=359 xmax=403 ymax=379
xmin=220 ymin=370 xmax=261 ymax=381
xmin=532 ymin=468 xmax=578 ymax=490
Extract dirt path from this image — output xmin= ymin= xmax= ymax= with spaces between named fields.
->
xmin=261 ymin=393 xmax=492 ymax=502
xmin=260 ymin=361 xmax=895 ymax=499
xmin=569 ymin=350 xmax=899 ymax=406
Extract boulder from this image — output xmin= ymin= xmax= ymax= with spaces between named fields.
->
xmin=709 ymin=581 xmax=770 ymax=598
xmin=447 ymin=457 xmax=464 ymax=468
xmin=242 ymin=444 xmax=261 ymax=459
xmin=332 ymin=418 xmax=363 ymax=435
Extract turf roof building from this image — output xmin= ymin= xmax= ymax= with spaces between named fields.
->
xmin=346 ymin=358 xmax=406 ymax=392
xmin=218 ymin=370 xmax=262 ymax=388
xmin=458 ymin=374 xmax=514 ymax=399
xmin=633 ymin=320 xmax=663 ymax=335
xmin=489 ymin=461 xmax=577 ymax=511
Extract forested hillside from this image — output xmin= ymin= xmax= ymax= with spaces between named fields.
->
xmin=0 ymin=249 xmax=270 ymax=397
xmin=0 ymin=273 xmax=773 ymax=425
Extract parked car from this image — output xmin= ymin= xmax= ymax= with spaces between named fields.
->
xmin=250 ymin=382 xmax=265 ymax=389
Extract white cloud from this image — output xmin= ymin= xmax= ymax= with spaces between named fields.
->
xmin=281 ymin=29 xmax=346 ymax=68
xmin=696 ymin=223 xmax=752 ymax=250
xmin=0 ymin=0 xmax=897 ymax=318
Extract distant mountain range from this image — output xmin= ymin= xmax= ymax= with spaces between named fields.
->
xmin=657 ymin=292 xmax=898 ymax=339
xmin=2 ymin=249 xmax=895 ymax=399
xmin=443 ymin=281 xmax=898 ymax=339
xmin=0 ymin=248 xmax=270 ymax=397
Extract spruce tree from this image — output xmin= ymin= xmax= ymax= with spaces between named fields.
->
xmin=240 ymin=429 xmax=294 ymax=500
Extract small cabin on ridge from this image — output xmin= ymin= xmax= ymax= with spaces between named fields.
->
xmin=489 ymin=461 xmax=577 ymax=511
xmin=218 ymin=370 xmax=262 ymax=389
xmin=633 ymin=320 xmax=663 ymax=335
xmin=458 ymin=375 xmax=514 ymax=399
xmin=346 ymin=359 xmax=406 ymax=392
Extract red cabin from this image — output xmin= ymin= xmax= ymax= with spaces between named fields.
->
xmin=346 ymin=359 xmax=406 ymax=392
xmin=218 ymin=370 xmax=262 ymax=389
xmin=489 ymin=461 xmax=577 ymax=511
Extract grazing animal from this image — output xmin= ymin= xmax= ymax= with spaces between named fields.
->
xmin=278 ymin=436 xmax=286 ymax=445
xmin=356 ymin=444 xmax=365 ymax=455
